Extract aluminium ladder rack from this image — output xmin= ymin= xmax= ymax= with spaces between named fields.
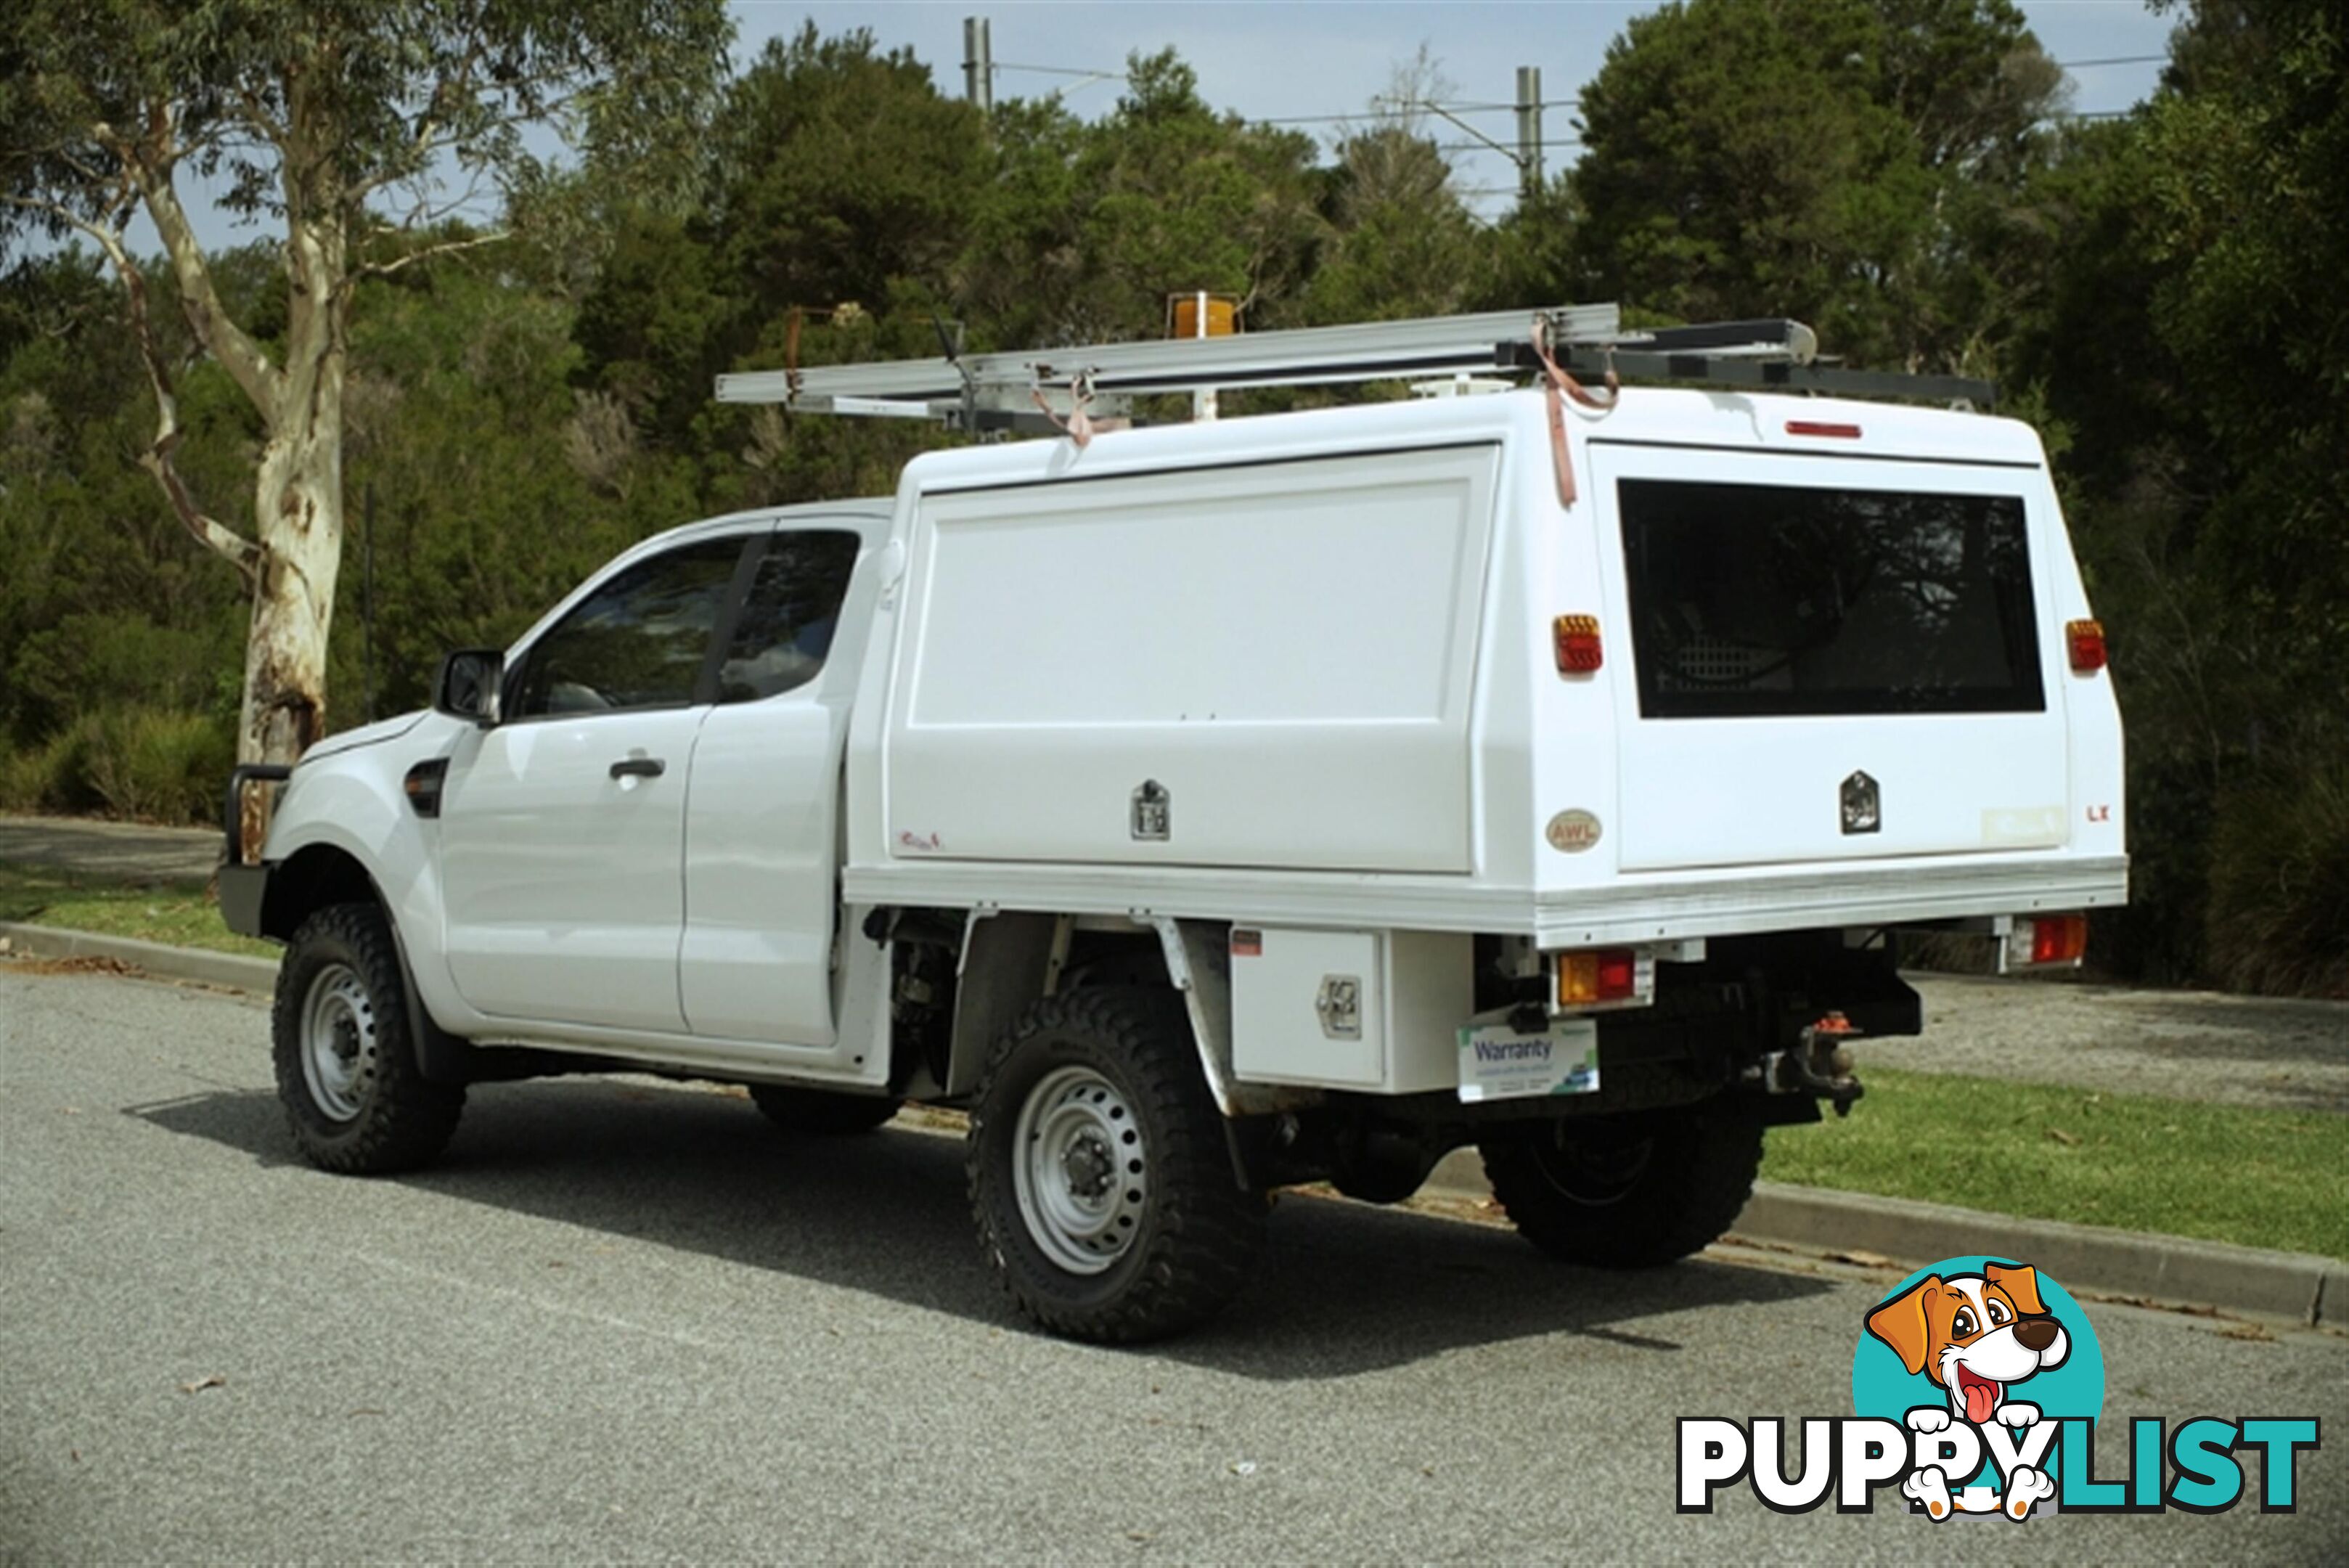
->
xmin=710 ymin=303 xmax=1995 ymax=430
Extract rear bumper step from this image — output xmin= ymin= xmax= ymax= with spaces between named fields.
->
xmin=1534 ymin=854 xmax=2127 ymax=950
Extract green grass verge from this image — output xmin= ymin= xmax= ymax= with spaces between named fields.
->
xmin=1763 ymin=1066 xmax=2349 ymax=1261
xmin=0 ymin=862 xmax=277 ymax=960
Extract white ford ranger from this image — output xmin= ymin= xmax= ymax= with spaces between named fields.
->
xmin=221 ymin=309 xmax=2125 ymax=1342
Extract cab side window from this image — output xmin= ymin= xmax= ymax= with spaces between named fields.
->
xmin=715 ymin=530 xmax=862 ymax=702
xmin=510 ymin=536 xmax=749 ymax=719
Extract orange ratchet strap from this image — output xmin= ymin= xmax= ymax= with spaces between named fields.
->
xmin=1033 ymin=372 xmax=1098 ymax=449
xmin=1529 ymin=314 xmax=1619 ymax=508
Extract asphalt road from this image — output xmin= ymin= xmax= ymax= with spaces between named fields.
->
xmin=4 ymin=965 xmax=2345 ymax=1564
xmin=0 ymin=815 xmax=220 ymax=883
xmin=1874 ymin=974 xmax=2349 ymax=1116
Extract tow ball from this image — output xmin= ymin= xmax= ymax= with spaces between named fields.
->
xmin=1765 ymin=1010 xmax=1867 ymax=1118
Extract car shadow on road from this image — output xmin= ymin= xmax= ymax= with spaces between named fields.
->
xmin=131 ymin=1077 xmax=1836 ymax=1380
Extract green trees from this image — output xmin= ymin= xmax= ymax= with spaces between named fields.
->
xmin=1566 ymin=0 xmax=2061 ymax=371
xmin=1303 ymin=123 xmax=1492 ymax=324
xmin=1 ymin=0 xmax=730 ymax=765
xmin=2011 ymin=0 xmax=2348 ymax=992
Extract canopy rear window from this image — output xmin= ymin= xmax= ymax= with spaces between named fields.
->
xmin=1619 ymin=478 xmax=2044 ymax=719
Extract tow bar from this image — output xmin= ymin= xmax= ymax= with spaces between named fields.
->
xmin=1766 ymin=1010 xmax=1867 ymax=1118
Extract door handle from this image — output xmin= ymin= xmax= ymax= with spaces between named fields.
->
xmin=609 ymin=756 xmax=666 ymax=780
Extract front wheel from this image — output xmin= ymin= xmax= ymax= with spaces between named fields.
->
xmin=272 ymin=902 xmax=465 ymax=1174
xmin=1479 ymin=1096 xmax=1763 ymax=1267
xmin=967 ymin=987 xmax=1265 ymax=1342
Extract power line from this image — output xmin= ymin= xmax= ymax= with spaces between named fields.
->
xmin=991 ymin=59 xmax=1114 ymax=80
xmin=978 ymin=42 xmax=2164 ymax=181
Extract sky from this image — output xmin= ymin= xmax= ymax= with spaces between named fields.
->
xmin=123 ymin=0 xmax=2179 ymax=253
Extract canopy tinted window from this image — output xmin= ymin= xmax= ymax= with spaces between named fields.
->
xmin=1619 ymin=479 xmax=2043 ymax=719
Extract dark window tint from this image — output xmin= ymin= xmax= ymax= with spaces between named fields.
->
xmin=1619 ymin=479 xmax=2043 ymax=719
xmin=510 ymin=536 xmax=748 ymax=718
xmin=716 ymin=531 xmax=861 ymax=702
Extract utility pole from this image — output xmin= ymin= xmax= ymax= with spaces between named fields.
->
xmin=1514 ymin=66 xmax=1543 ymax=199
xmin=963 ymin=16 xmax=992 ymax=115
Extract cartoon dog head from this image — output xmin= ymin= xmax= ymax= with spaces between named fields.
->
xmin=1866 ymin=1262 xmax=2070 ymax=1426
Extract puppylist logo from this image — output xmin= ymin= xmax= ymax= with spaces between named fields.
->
xmin=1678 ymin=1256 xmax=2321 ymax=1520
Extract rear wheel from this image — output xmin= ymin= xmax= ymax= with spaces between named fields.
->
xmin=1479 ymin=1095 xmax=1763 ymax=1267
xmin=272 ymin=902 xmax=465 ymax=1174
xmin=968 ymin=987 xmax=1265 ymax=1342
xmin=747 ymin=1084 xmax=902 ymax=1135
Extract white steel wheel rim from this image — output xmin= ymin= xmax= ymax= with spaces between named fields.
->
xmin=301 ymin=961 xmax=377 ymax=1122
xmin=1012 ymin=1064 xmax=1148 ymax=1275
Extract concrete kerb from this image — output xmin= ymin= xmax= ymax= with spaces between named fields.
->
xmin=1725 ymin=1182 xmax=2349 ymax=1328
xmin=9 ymin=917 xmax=2340 ymax=1331
xmin=0 ymin=920 xmax=279 ymax=994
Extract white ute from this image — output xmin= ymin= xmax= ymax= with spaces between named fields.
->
xmin=221 ymin=306 xmax=2126 ymax=1342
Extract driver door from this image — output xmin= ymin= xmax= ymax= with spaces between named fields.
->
xmin=438 ymin=534 xmax=751 ymax=1034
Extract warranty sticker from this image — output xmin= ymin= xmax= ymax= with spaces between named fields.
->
xmin=1457 ymin=1014 xmax=1601 ymax=1103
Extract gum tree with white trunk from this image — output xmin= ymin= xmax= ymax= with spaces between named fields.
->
xmin=1 ymin=1 xmax=731 ymax=768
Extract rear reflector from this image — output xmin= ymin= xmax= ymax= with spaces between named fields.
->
xmin=1786 ymin=420 xmax=1861 ymax=438
xmin=1553 ymin=613 xmax=1603 ymax=674
xmin=2067 ymin=618 xmax=2107 ymax=672
xmin=2009 ymin=913 xmax=2088 ymax=969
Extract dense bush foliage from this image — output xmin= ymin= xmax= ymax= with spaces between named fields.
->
xmin=1 ymin=6 xmax=2340 ymax=993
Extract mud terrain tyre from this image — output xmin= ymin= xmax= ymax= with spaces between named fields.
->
xmin=968 ymin=987 xmax=1266 ymax=1342
xmin=748 ymin=1084 xmax=902 ymax=1135
xmin=1479 ymin=1095 xmax=1763 ymax=1267
xmin=273 ymin=902 xmax=465 ymax=1174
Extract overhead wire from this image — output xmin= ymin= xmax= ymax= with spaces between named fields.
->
xmin=979 ymin=46 xmax=2165 ymax=211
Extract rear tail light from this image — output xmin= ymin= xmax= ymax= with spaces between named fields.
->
xmin=2009 ymin=914 xmax=2088 ymax=969
xmin=1786 ymin=420 xmax=1862 ymax=439
xmin=1556 ymin=947 xmax=1650 ymax=1007
xmin=2067 ymin=619 xmax=2107 ymax=673
xmin=1553 ymin=614 xmax=1603 ymax=674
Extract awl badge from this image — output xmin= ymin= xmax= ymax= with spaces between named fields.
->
xmin=1676 ymin=1256 xmax=2321 ymax=1520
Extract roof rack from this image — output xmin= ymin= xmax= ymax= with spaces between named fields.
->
xmin=711 ymin=303 xmax=1995 ymax=431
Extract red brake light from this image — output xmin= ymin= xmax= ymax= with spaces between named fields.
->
xmin=1554 ymin=613 xmax=1603 ymax=674
xmin=1594 ymin=949 xmax=1637 ymax=1000
xmin=2030 ymin=915 xmax=2088 ymax=965
xmin=2067 ymin=618 xmax=2107 ymax=673
xmin=1786 ymin=420 xmax=1861 ymax=439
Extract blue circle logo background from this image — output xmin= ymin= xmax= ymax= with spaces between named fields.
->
xmin=1850 ymin=1255 xmax=2105 ymax=1487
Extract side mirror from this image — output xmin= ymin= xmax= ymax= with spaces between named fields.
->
xmin=433 ymin=648 xmax=505 ymax=727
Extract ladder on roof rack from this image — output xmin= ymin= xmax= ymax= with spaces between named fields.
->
xmin=710 ymin=303 xmax=1995 ymax=430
